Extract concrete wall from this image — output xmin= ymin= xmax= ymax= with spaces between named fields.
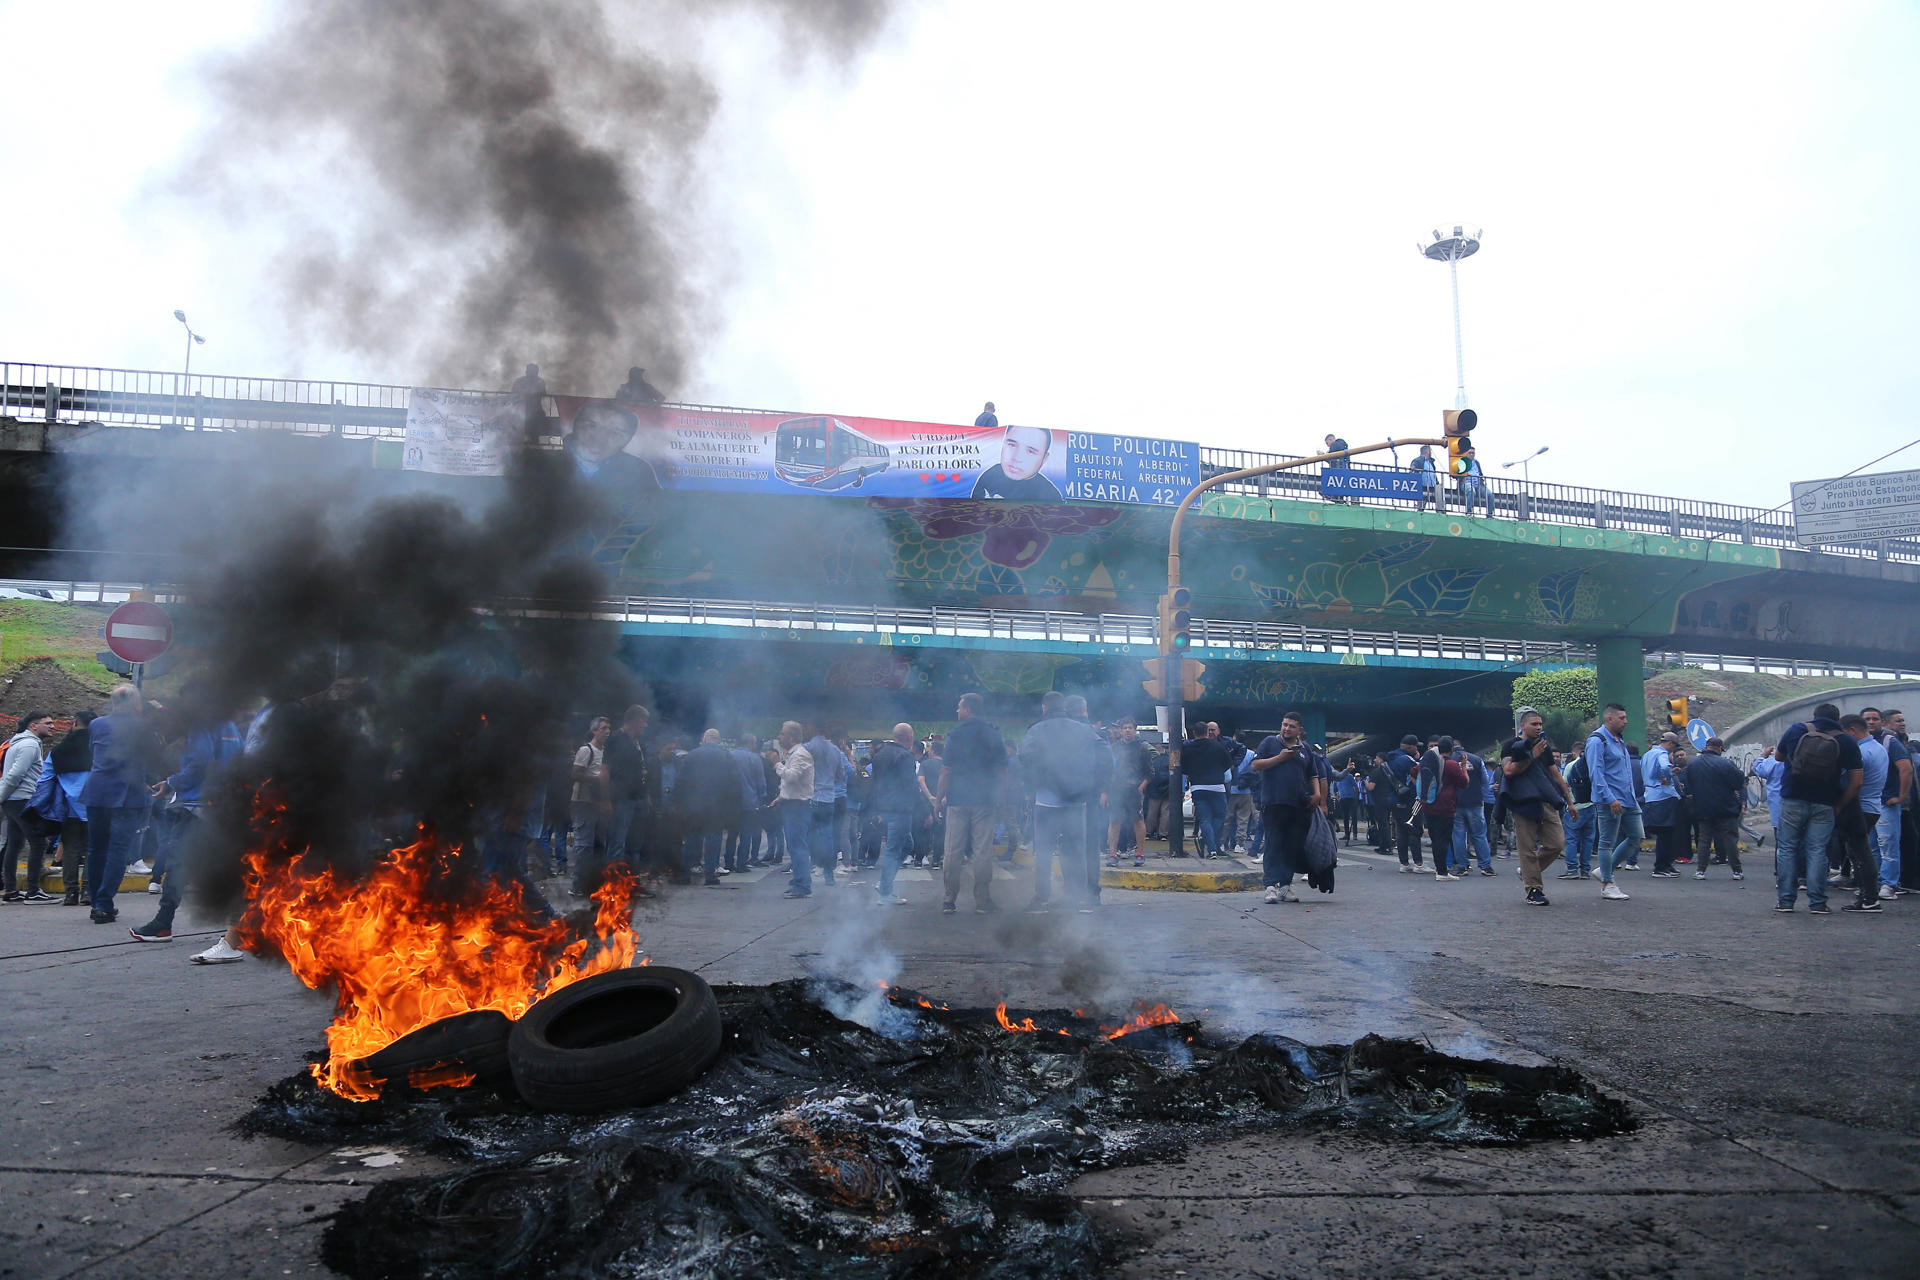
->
xmin=1720 ymin=680 xmax=1920 ymax=752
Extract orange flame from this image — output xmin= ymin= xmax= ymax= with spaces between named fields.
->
xmin=1100 ymin=1002 xmax=1181 ymax=1040
xmin=237 ymin=821 xmax=637 ymax=1101
xmin=994 ymin=1000 xmax=1039 ymax=1033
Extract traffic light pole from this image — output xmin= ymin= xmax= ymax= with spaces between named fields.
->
xmin=1160 ymin=437 xmax=1449 ymax=800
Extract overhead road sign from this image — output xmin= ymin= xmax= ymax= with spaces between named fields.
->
xmin=104 ymin=600 xmax=172 ymax=664
xmin=1319 ymin=468 xmax=1426 ymax=502
xmin=1791 ymin=468 xmax=1920 ymax=547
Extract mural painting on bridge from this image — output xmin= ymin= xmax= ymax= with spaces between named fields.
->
xmin=578 ymin=490 xmax=1760 ymax=641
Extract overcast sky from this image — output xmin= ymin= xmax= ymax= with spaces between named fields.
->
xmin=2 ymin=0 xmax=1916 ymax=508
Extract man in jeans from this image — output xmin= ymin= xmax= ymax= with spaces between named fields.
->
xmin=1451 ymin=746 xmax=1495 ymax=876
xmin=1019 ymin=691 xmax=1107 ymax=912
xmin=1559 ymin=740 xmax=1597 ymax=880
xmin=0 ymin=711 xmax=55 ymax=903
xmin=1684 ymin=737 xmax=1747 ymax=881
xmin=1585 ymin=702 xmax=1641 ymax=902
xmin=1773 ymin=701 xmax=1862 ymax=915
xmin=1502 ymin=709 xmax=1573 ymax=906
xmin=939 ymin=693 xmax=1007 ymax=915
xmin=773 ymin=721 xmax=816 ymax=899
xmin=1864 ymin=708 xmax=1911 ymax=898
xmin=1181 ymin=722 xmax=1234 ymax=858
xmin=1838 ymin=715 xmax=1886 ymax=913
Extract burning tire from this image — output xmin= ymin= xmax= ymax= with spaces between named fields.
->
xmin=508 ymin=967 xmax=722 ymax=1114
xmin=358 ymin=1010 xmax=514 ymax=1092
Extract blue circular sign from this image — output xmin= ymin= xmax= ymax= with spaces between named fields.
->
xmin=1687 ymin=718 xmax=1713 ymax=750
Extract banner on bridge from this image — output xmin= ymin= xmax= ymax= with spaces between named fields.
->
xmin=1791 ymin=468 xmax=1920 ymax=546
xmin=402 ymin=390 xmax=1200 ymax=507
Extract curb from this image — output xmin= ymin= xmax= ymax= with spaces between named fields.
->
xmin=1100 ymin=867 xmax=1263 ymax=892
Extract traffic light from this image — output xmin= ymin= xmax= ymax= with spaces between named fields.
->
xmin=1443 ymin=408 xmax=1477 ymax=477
xmin=1157 ymin=586 xmax=1193 ymax=655
xmin=1667 ymin=696 xmax=1689 ymax=731
xmin=1140 ymin=657 xmax=1167 ymax=702
xmin=1179 ymin=658 xmax=1207 ymax=702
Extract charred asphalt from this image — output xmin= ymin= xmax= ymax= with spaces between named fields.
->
xmin=2 ymin=845 xmax=1916 ymax=1279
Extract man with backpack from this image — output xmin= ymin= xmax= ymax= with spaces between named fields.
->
xmin=1773 ymin=701 xmax=1863 ymax=915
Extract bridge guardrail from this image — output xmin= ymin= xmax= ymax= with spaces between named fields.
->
xmin=5 ymin=579 xmax=1916 ymax=680
xmin=6 ymin=359 xmax=1915 ymax=565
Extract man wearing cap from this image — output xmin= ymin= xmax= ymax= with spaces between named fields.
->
xmin=1684 ymin=738 xmax=1746 ymax=881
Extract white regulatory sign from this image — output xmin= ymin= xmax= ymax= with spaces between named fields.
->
xmin=1790 ymin=468 xmax=1920 ymax=547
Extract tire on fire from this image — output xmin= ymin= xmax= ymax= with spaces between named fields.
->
xmin=358 ymin=1010 xmax=514 ymax=1091
xmin=508 ymin=967 xmax=722 ymax=1114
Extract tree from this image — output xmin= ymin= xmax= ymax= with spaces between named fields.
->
xmin=1512 ymin=667 xmax=1597 ymax=749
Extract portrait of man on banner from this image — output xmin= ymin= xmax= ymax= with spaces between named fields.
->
xmin=558 ymin=398 xmax=662 ymax=493
xmin=970 ymin=425 xmax=1064 ymax=502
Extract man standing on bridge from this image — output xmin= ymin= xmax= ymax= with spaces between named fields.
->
xmin=975 ymin=402 xmax=998 ymax=428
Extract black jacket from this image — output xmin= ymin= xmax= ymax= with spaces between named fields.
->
xmin=1684 ymin=751 xmax=1746 ymax=821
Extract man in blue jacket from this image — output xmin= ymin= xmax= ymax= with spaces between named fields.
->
xmin=130 ymin=715 xmax=243 ymax=941
xmin=79 ymin=685 xmax=158 ymax=924
xmin=1585 ymin=703 xmax=1640 ymax=902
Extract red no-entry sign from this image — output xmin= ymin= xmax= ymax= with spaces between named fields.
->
xmin=105 ymin=600 xmax=173 ymax=664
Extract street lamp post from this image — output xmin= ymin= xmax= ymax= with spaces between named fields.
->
xmin=1418 ymin=226 xmax=1482 ymax=410
xmin=1503 ymin=445 xmax=1548 ymax=485
xmin=172 ymin=309 xmax=206 ymax=429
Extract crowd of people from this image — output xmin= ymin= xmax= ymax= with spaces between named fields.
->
xmin=3 ymin=682 xmax=1909 ymax=944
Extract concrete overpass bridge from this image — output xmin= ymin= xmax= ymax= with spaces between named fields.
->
xmin=5 ymin=359 xmax=1918 ymax=737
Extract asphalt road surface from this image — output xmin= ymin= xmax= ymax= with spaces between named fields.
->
xmin=3 ymin=842 xmax=1915 ymax=1279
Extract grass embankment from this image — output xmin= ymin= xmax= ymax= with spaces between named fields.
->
xmin=0 ymin=599 xmax=119 ymax=688
xmin=1642 ymin=667 xmax=1899 ymax=740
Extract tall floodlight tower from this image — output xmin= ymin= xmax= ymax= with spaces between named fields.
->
xmin=1419 ymin=225 xmax=1482 ymax=410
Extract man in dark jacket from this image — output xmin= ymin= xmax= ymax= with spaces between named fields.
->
xmin=1774 ymin=702 xmax=1863 ymax=913
xmin=868 ymin=723 xmax=922 ymax=904
xmin=1105 ymin=717 xmax=1154 ymax=869
xmin=1386 ymin=734 xmax=1422 ymax=868
xmin=1181 ymin=723 xmax=1236 ymax=858
xmin=938 ymin=693 xmax=1007 ymax=914
xmin=676 ymin=729 xmax=743 ymax=886
xmin=1502 ymin=709 xmax=1574 ymax=905
xmin=1685 ymin=737 xmax=1746 ymax=880
xmin=1250 ymin=710 xmax=1327 ymax=902
xmin=603 ymin=705 xmax=652 ymax=869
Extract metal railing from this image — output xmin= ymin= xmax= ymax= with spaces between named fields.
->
xmin=492 ymin=592 xmax=1593 ymax=664
xmin=5 ymin=359 xmax=1915 ymax=564
xmin=6 ymin=578 xmax=1917 ymax=680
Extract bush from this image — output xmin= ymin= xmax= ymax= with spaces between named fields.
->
xmin=1513 ymin=667 xmax=1597 ymax=749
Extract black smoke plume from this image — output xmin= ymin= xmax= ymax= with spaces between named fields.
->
xmin=184 ymin=0 xmax=893 ymax=394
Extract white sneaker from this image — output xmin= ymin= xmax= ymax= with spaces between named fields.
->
xmin=1263 ymin=885 xmax=1280 ymax=904
xmin=1602 ymin=883 xmax=1630 ymax=901
xmin=1882 ymin=885 xmax=1897 ymax=900
xmin=1398 ymin=864 xmax=1414 ymax=874
xmin=1435 ymin=873 xmax=1456 ymax=882
xmin=1589 ymin=869 xmax=1605 ymax=882
xmin=1731 ymin=872 xmax=1745 ymax=880
xmin=189 ymin=939 xmax=248 ymax=965
xmin=146 ymin=879 xmax=164 ymax=893
xmin=1280 ymin=886 xmax=1300 ymax=903
xmin=1694 ymin=871 xmax=1707 ymax=880
xmin=128 ymin=860 xmax=153 ymax=876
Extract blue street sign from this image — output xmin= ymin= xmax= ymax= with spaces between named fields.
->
xmin=1687 ymin=718 xmax=1713 ymax=750
xmin=1320 ymin=467 xmax=1426 ymax=502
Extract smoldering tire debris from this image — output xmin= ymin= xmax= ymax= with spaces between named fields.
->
xmin=357 ymin=1010 xmax=515 ymax=1095
xmin=507 ymin=967 xmax=724 ymax=1114
xmin=245 ymin=982 xmax=1637 ymax=1280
